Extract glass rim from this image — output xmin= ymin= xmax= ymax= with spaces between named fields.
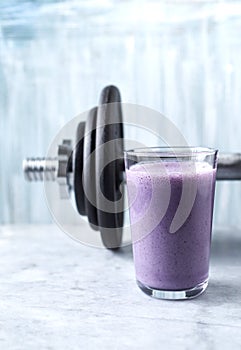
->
xmin=124 ymin=146 xmax=218 ymax=157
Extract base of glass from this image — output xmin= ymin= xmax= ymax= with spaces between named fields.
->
xmin=137 ymin=279 xmax=208 ymax=300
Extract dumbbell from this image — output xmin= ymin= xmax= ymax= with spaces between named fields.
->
xmin=23 ymin=85 xmax=241 ymax=249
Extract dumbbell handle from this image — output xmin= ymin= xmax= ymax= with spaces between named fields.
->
xmin=217 ymin=153 xmax=241 ymax=180
xmin=23 ymin=152 xmax=241 ymax=184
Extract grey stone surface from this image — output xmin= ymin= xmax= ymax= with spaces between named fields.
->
xmin=0 ymin=224 xmax=240 ymax=350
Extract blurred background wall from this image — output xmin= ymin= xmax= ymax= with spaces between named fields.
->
xmin=0 ymin=0 xmax=241 ymax=228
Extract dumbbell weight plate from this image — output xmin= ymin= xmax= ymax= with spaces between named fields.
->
xmin=95 ymin=86 xmax=124 ymax=249
xmin=83 ymin=107 xmax=99 ymax=230
xmin=73 ymin=121 xmax=86 ymax=216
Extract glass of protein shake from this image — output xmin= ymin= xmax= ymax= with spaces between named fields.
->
xmin=124 ymin=147 xmax=218 ymax=300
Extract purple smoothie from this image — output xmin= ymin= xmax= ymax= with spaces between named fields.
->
xmin=126 ymin=161 xmax=216 ymax=291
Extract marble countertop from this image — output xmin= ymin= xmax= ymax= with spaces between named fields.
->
xmin=0 ymin=224 xmax=240 ymax=350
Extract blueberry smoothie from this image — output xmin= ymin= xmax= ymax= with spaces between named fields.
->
xmin=126 ymin=161 xmax=216 ymax=292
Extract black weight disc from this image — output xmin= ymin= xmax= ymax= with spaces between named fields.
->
xmin=95 ymin=85 xmax=124 ymax=249
xmin=83 ymin=107 xmax=99 ymax=230
xmin=73 ymin=121 xmax=86 ymax=216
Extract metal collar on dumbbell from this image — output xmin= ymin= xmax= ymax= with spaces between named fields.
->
xmin=23 ymin=139 xmax=73 ymax=199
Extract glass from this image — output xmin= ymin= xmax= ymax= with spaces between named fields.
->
xmin=124 ymin=147 xmax=218 ymax=300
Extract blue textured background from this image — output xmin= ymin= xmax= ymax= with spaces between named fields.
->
xmin=0 ymin=0 xmax=241 ymax=228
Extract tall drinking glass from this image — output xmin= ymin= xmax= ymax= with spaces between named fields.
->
xmin=124 ymin=147 xmax=218 ymax=300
